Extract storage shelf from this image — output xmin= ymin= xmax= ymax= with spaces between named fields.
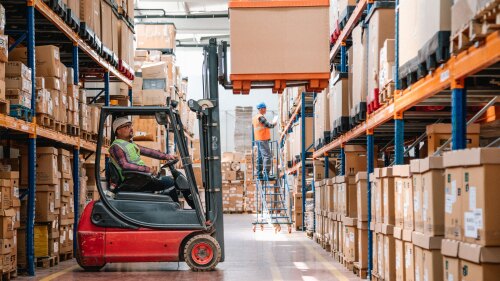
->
xmin=34 ymin=0 xmax=133 ymax=87
xmin=314 ymin=31 xmax=500 ymax=158
xmin=0 ymin=113 xmax=107 ymax=153
xmin=329 ymin=0 xmax=367 ymax=62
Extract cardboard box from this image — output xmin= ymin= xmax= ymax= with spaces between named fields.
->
xmin=44 ymin=77 xmax=60 ymax=91
xmin=382 ymin=167 xmax=396 ymax=226
xmin=395 ymin=239 xmax=406 ymax=281
xmin=366 ymin=7 xmax=395 ymax=104
xmin=427 ymin=123 xmax=480 ymax=154
xmin=379 ymin=39 xmax=395 ymax=89
xmin=343 ymin=225 xmax=357 ymax=262
xmin=356 ymin=172 xmax=369 ymax=222
xmin=136 ymin=24 xmax=176 ymax=50
xmin=142 ymin=89 xmax=167 ymax=106
xmin=230 ymin=5 xmax=329 ymax=75
xmin=132 ymin=116 xmax=164 ymax=142
xmin=404 ymin=242 xmax=415 ymax=281
xmin=358 ymin=228 xmax=369 ymax=269
xmin=415 ymin=245 xmax=443 ymax=281
xmin=460 ymin=148 xmax=500 ymax=245
xmin=141 ymin=62 xmax=169 ymax=79
xmin=329 ymin=74 xmax=349 ymax=132
xmin=5 ymin=76 xmax=31 ymax=92
xmin=35 ymin=191 xmax=56 ymax=222
xmin=351 ymin=23 xmax=367 ymax=114
xmin=0 ymin=35 xmax=7 ymax=63
xmin=5 ymin=61 xmax=31 ymax=80
xmin=0 ymin=239 xmax=11 ymax=255
xmin=384 ymin=234 xmax=396 ymax=281
xmin=0 ymin=208 xmax=14 ymax=239
xmin=57 ymin=149 xmax=72 ymax=179
xmin=9 ymin=46 xmax=61 ymax=77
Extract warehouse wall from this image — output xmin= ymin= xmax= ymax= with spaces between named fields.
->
xmin=175 ymin=47 xmax=280 ymax=151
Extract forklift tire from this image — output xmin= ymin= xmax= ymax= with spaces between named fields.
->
xmin=184 ymin=234 xmax=221 ymax=271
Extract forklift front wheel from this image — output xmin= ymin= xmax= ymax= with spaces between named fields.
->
xmin=184 ymin=234 xmax=221 ymax=271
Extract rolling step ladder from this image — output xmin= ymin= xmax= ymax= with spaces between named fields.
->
xmin=252 ymin=140 xmax=293 ymax=233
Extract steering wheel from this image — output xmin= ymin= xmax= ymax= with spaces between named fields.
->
xmin=156 ymin=159 xmax=179 ymax=179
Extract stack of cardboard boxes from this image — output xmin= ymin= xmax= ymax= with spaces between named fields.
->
xmin=441 ymin=148 xmax=500 ymax=280
xmin=355 ymin=172 xmax=369 ymax=276
xmin=233 ymin=107 xmax=253 ymax=153
xmin=5 ymin=61 xmax=32 ymax=110
xmin=57 ymin=149 xmax=75 ymax=258
xmin=0 ymin=170 xmax=20 ymax=274
xmin=243 ymin=153 xmax=256 ymax=213
xmin=221 ymin=152 xmax=245 ymax=213
xmin=0 ymin=11 xmax=7 ymax=105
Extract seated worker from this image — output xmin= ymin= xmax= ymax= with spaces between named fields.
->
xmin=109 ymin=117 xmax=179 ymax=201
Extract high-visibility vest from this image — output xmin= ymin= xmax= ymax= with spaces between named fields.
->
xmin=109 ymin=139 xmax=146 ymax=180
xmin=253 ymin=113 xmax=271 ymax=141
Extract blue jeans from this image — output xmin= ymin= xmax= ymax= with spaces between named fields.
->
xmin=256 ymin=140 xmax=272 ymax=177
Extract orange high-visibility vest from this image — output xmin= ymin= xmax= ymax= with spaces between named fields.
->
xmin=253 ymin=113 xmax=271 ymax=141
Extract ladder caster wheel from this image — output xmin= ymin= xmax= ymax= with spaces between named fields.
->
xmin=260 ymin=225 xmax=264 ymax=231
xmin=288 ymin=226 xmax=292 ymax=234
xmin=252 ymin=225 xmax=256 ymax=232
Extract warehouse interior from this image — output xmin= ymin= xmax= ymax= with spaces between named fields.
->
xmin=0 ymin=0 xmax=499 ymax=280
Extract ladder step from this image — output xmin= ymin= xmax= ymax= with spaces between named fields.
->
xmin=268 ymin=208 xmax=287 ymax=210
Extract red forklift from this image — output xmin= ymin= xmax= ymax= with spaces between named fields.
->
xmin=76 ymin=40 xmax=225 ymax=271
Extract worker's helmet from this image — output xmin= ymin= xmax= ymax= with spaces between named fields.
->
xmin=256 ymin=102 xmax=267 ymax=110
xmin=112 ymin=117 xmax=132 ymax=133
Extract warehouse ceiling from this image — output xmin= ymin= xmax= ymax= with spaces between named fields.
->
xmin=135 ymin=0 xmax=230 ymax=47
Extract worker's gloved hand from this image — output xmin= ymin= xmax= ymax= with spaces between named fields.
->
xmin=164 ymin=154 xmax=177 ymax=160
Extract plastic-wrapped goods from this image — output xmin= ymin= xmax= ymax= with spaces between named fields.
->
xmin=136 ymin=24 xmax=176 ymax=50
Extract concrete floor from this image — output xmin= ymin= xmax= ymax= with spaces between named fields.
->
xmin=19 ymin=215 xmax=358 ymax=281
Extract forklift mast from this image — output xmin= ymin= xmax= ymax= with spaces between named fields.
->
xmin=191 ymin=38 xmax=225 ymax=261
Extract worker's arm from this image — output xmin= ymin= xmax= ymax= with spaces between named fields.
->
xmin=258 ymin=116 xmax=275 ymax=128
xmin=138 ymin=145 xmax=177 ymax=160
xmin=109 ymin=145 xmax=152 ymax=173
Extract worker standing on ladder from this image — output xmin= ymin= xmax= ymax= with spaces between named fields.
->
xmin=253 ymin=102 xmax=277 ymax=179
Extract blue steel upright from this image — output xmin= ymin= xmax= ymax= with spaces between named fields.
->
xmin=367 ymin=131 xmax=374 ymax=278
xmin=73 ymin=44 xmax=79 ymax=85
xmin=340 ymin=145 xmax=345 ymax=176
xmin=452 ymin=81 xmax=466 ymax=150
xmin=72 ymin=44 xmax=80 ymax=252
xmin=394 ymin=117 xmax=404 ymax=165
xmin=340 ymin=43 xmax=347 ymax=73
xmin=72 ymin=148 xmax=80 ymax=252
xmin=27 ymin=2 xmax=37 ymax=276
xmin=128 ymin=88 xmax=133 ymax=105
xmin=300 ymin=92 xmax=307 ymax=231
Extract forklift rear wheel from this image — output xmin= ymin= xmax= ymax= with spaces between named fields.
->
xmin=184 ymin=234 xmax=221 ymax=271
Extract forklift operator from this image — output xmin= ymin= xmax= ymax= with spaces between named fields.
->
xmin=109 ymin=117 xmax=179 ymax=200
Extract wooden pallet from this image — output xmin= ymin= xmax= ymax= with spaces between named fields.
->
xmin=353 ymin=262 xmax=368 ymax=279
xmin=1 ymin=269 xmax=17 ymax=281
xmin=35 ymin=256 xmax=58 ymax=268
xmin=67 ymin=124 xmax=80 ymax=136
xmin=59 ymin=251 xmax=73 ymax=262
xmin=0 ymin=99 xmax=9 ymax=115
xmin=343 ymin=259 xmax=354 ymax=271
xmin=36 ymin=113 xmax=55 ymax=130
xmin=452 ymin=2 xmax=499 ymax=54
xmin=55 ymin=121 xmax=66 ymax=134
xmin=80 ymin=130 xmax=94 ymax=142
xmin=379 ymin=82 xmax=395 ymax=105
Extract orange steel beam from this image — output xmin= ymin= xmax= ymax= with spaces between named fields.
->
xmin=314 ymin=31 xmax=500 ymax=159
xmin=329 ymin=0 xmax=367 ymax=62
xmin=0 ymin=114 xmax=35 ymax=134
xmin=230 ymin=73 xmax=330 ymax=81
xmin=34 ymin=0 xmax=133 ymax=87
